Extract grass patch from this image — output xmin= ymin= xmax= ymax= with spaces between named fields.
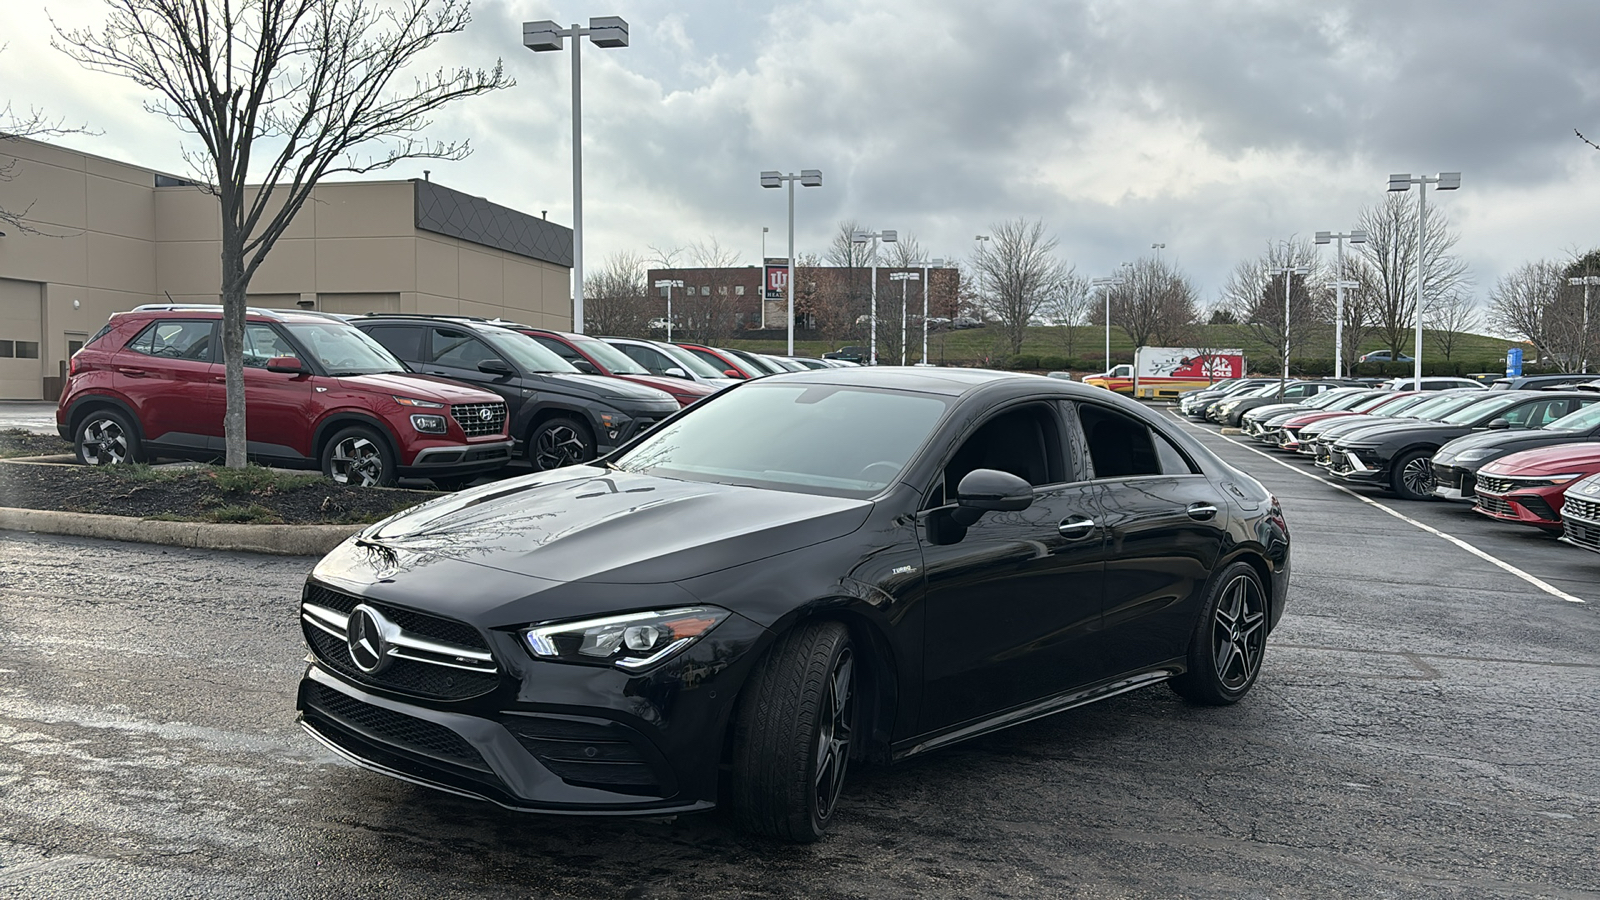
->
xmin=208 ymin=464 xmax=324 ymax=493
xmin=0 ymin=428 xmax=73 ymax=460
xmin=204 ymin=504 xmax=283 ymax=524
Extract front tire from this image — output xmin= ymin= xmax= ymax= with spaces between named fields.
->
xmin=1170 ymin=562 xmax=1268 ymax=706
xmin=731 ymin=621 xmax=856 ymax=842
xmin=321 ymin=425 xmax=397 ymax=487
xmin=1390 ymin=449 xmax=1435 ymax=500
xmin=75 ymin=408 xmax=144 ymax=466
xmin=527 ymin=416 xmax=595 ymax=472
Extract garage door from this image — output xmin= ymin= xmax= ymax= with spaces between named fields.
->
xmin=0 ymin=278 xmax=43 ymax=400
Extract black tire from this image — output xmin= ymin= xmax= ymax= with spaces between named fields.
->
xmin=75 ymin=408 xmax=144 ymax=466
xmin=731 ymin=621 xmax=856 ymax=842
xmin=320 ymin=425 xmax=397 ymax=487
xmin=527 ymin=416 xmax=595 ymax=472
xmin=1390 ymin=449 xmax=1436 ymax=501
xmin=1170 ymin=562 xmax=1268 ymax=706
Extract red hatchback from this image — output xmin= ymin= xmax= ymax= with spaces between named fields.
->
xmin=1472 ymin=442 xmax=1600 ymax=531
xmin=517 ymin=328 xmax=716 ymax=408
xmin=57 ymin=305 xmax=513 ymax=487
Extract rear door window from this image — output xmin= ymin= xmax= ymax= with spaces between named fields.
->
xmin=430 ymin=328 xmax=503 ymax=369
xmin=1077 ymin=403 xmax=1196 ymax=478
xmin=363 ymin=325 xmax=425 ymax=362
xmin=126 ymin=320 xmax=215 ymax=362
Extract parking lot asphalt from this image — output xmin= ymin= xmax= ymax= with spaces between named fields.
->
xmin=0 ymin=402 xmax=57 ymax=436
xmin=1 ymin=418 xmax=1598 ymax=899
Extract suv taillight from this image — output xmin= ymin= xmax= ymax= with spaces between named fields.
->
xmin=69 ymin=355 xmax=81 ymax=376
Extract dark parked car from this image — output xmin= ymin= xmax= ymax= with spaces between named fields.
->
xmin=1327 ymin=391 xmax=1600 ymax=499
xmin=1180 ymin=378 xmax=1278 ymax=419
xmin=58 ymin=305 xmax=512 ymax=487
xmin=353 ymin=316 xmax=680 ymax=472
xmin=1303 ymin=391 xmax=1482 ymax=463
xmin=1210 ymin=381 xmax=1341 ymax=427
xmin=1432 ymin=401 xmax=1600 ymax=501
xmin=1487 ymin=374 xmax=1596 ymax=391
xmin=822 ymin=345 xmax=867 ymax=365
xmin=295 ymin=368 xmax=1290 ymax=842
xmin=515 ymin=327 xmax=718 ymax=408
xmin=1357 ymin=349 xmax=1414 ymax=363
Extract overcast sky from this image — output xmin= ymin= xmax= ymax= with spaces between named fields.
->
xmin=6 ymin=0 xmax=1600 ymax=309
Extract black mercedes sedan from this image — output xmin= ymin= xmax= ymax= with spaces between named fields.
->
xmin=1431 ymin=399 xmax=1600 ymax=500
xmin=295 ymin=369 xmax=1290 ymax=841
xmin=1327 ymin=391 xmax=1600 ymax=499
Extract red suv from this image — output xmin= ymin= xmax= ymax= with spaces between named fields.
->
xmin=57 ymin=306 xmax=513 ymax=487
xmin=516 ymin=327 xmax=717 ymax=407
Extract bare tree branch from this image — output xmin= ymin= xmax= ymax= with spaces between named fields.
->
xmin=0 ymin=43 xmax=100 ymax=234
xmin=968 ymin=218 xmax=1068 ymax=356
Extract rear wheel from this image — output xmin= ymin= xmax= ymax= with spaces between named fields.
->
xmin=321 ymin=425 xmax=397 ymax=487
xmin=75 ymin=409 xmax=144 ymax=466
xmin=527 ymin=416 xmax=595 ymax=471
xmin=1170 ymin=562 xmax=1268 ymax=706
xmin=731 ymin=621 xmax=856 ymax=842
xmin=1390 ymin=449 xmax=1436 ymax=500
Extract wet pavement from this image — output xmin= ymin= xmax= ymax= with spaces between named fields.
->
xmin=0 ymin=403 xmax=57 ymax=436
xmin=1 ymin=417 xmax=1597 ymax=899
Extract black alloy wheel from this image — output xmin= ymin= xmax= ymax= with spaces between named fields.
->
xmin=75 ymin=409 xmax=143 ymax=466
xmin=731 ymin=621 xmax=857 ymax=842
xmin=321 ymin=425 xmax=397 ymax=487
xmin=1170 ymin=562 xmax=1267 ymax=705
xmin=1391 ymin=449 xmax=1436 ymax=501
xmin=529 ymin=416 xmax=595 ymax=471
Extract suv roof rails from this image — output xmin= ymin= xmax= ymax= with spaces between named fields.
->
xmin=354 ymin=312 xmax=536 ymax=330
xmin=132 ymin=302 xmax=292 ymax=317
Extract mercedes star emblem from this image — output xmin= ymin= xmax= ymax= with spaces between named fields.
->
xmin=347 ymin=604 xmax=394 ymax=674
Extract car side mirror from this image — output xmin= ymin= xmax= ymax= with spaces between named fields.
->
xmin=664 ymin=367 xmax=688 ymax=378
xmin=724 ymin=369 xmax=744 ymax=378
xmin=572 ymin=359 xmax=599 ymax=375
xmin=1487 ymin=417 xmax=1512 ymax=430
xmin=265 ymin=356 xmax=304 ymax=375
xmin=477 ymin=358 xmax=515 ymax=377
xmin=951 ymin=468 xmax=1034 ymax=526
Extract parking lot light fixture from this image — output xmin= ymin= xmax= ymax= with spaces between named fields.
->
xmin=760 ymin=169 xmax=823 ymax=355
xmin=1270 ymin=265 xmax=1311 ymax=390
xmin=914 ymin=258 xmax=945 ymax=364
xmin=1315 ymin=229 xmax=1368 ymax=377
xmin=654 ymin=279 xmax=683 ymax=342
xmin=1091 ymin=274 xmax=1126 ymax=371
xmin=1568 ymin=274 xmax=1599 ymax=374
xmin=851 ymin=229 xmax=899 ymax=365
xmin=1388 ymin=172 xmax=1462 ymax=384
xmin=1152 ymin=242 xmax=1166 ymax=264
xmin=890 ymin=271 xmax=921 ymax=365
xmin=522 ymin=16 xmax=630 ymax=333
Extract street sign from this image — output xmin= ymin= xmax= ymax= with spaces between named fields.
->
xmin=1506 ymin=347 xmax=1523 ymax=378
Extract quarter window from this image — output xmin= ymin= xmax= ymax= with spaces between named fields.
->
xmin=1078 ymin=404 xmax=1194 ymax=478
xmin=127 ymin=320 xmax=214 ymax=362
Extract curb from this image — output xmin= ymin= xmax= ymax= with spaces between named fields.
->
xmin=0 ymin=507 xmax=359 ymax=556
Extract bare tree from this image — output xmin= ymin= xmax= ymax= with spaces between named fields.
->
xmin=585 ymin=251 xmax=649 ymax=337
xmin=670 ymin=237 xmax=743 ymax=343
xmin=1097 ymin=256 xmax=1201 ymax=348
xmin=1425 ymin=289 xmax=1478 ymax=362
xmin=1353 ymin=193 xmax=1470 ymax=363
xmin=968 ymin=218 xmax=1068 ymax=356
xmin=1 ymin=44 xmax=97 ymax=234
xmin=1036 ymin=269 xmax=1092 ymax=361
xmin=1218 ymin=239 xmax=1329 ymax=389
xmin=55 ymin=0 xmax=511 ymax=468
xmin=1487 ymin=254 xmax=1597 ymax=371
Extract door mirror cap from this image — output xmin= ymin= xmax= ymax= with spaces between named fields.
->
xmin=477 ymin=358 xmax=515 ymax=376
xmin=664 ymin=367 xmax=688 ymax=378
xmin=1487 ymin=417 xmax=1512 ymax=430
xmin=265 ymin=356 xmax=304 ymax=374
xmin=951 ymin=468 xmax=1034 ymax=526
xmin=724 ymin=369 xmax=744 ymax=378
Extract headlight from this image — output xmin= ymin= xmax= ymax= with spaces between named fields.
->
xmin=1453 ymin=448 xmax=1495 ymax=462
xmin=1517 ymin=473 xmax=1588 ymax=488
xmin=394 ymin=396 xmax=445 ymax=409
xmin=410 ymin=413 xmax=448 ymax=434
xmin=523 ymin=607 xmax=731 ymax=671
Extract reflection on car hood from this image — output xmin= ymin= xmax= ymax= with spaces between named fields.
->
xmin=547 ymin=372 xmax=678 ymax=405
xmin=344 ymin=372 xmax=502 ymax=404
xmin=1436 ymin=428 xmax=1578 ymax=464
xmin=356 ymin=466 xmax=873 ymax=585
xmin=1482 ymin=442 xmax=1600 ymax=477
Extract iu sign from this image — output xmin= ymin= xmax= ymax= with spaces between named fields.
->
xmin=764 ymin=259 xmax=789 ymax=299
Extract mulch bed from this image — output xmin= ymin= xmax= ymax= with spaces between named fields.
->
xmin=0 ymin=430 xmax=440 ymax=526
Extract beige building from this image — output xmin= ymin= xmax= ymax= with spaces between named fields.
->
xmin=0 ymin=136 xmax=573 ymax=399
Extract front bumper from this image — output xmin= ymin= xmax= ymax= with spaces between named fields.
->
xmin=1560 ymin=494 xmax=1600 ymax=553
xmin=401 ymin=439 xmax=514 ymax=477
xmin=1431 ymin=463 xmax=1477 ymax=502
xmin=1473 ymin=488 xmax=1562 ymax=530
xmin=1327 ymin=447 xmax=1388 ymax=484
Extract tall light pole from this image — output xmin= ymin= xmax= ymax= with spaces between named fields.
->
xmin=523 ymin=17 xmax=630 ymax=334
xmin=654 ymin=279 xmax=682 ymax=343
xmin=759 ymin=226 xmax=769 ymax=328
xmin=760 ymin=169 xmax=823 ymax=355
xmin=1152 ymin=242 xmax=1166 ymax=264
xmin=852 ymin=229 xmax=898 ymax=365
xmin=1569 ymin=274 xmax=1599 ymax=374
xmin=890 ymin=271 xmax=920 ymax=365
xmin=1388 ymin=172 xmax=1461 ymax=385
xmin=1270 ymin=265 xmax=1310 ymax=392
xmin=1315 ymin=229 xmax=1368 ymax=377
xmin=914 ymin=258 xmax=946 ymax=365
xmin=1091 ymin=274 xmax=1125 ymax=374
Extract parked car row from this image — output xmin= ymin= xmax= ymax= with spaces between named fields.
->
xmin=55 ymin=304 xmax=854 ymax=489
xmin=1183 ymin=376 xmax=1600 ymax=557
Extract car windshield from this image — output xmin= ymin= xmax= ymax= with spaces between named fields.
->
xmin=284 ymin=323 xmax=404 ymax=375
xmin=483 ymin=331 xmax=579 ymax=374
xmin=1403 ymin=392 xmax=1485 ymax=420
xmin=1301 ymin=389 xmax=1355 ymax=409
xmin=1361 ymin=394 xmax=1426 ymax=414
xmin=1323 ymin=390 xmax=1382 ymax=411
xmin=727 ymin=349 xmax=783 ymax=375
xmin=1544 ymin=403 xmax=1600 ymax=432
xmin=571 ymin=336 xmax=650 ymax=375
xmin=653 ymin=343 xmax=727 ymax=379
xmin=1439 ymin=394 xmax=1525 ymax=425
xmin=613 ymin=383 xmax=951 ymax=498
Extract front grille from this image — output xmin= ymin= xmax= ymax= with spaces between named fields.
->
xmin=303 ymin=682 xmax=490 ymax=772
xmin=1433 ymin=463 xmax=1461 ymax=490
xmin=451 ymin=402 xmax=507 ymax=437
xmin=1477 ymin=474 xmax=1515 ymax=495
xmin=503 ymin=716 xmax=663 ymax=795
xmin=1564 ymin=516 xmax=1600 ymax=551
xmin=301 ymin=584 xmax=500 ymax=701
xmin=1564 ymin=495 xmax=1600 ymax=522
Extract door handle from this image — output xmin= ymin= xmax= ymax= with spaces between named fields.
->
xmin=1186 ymin=502 xmax=1219 ymax=520
xmin=117 ymin=367 xmax=148 ymax=377
xmin=1057 ymin=517 xmax=1097 ymax=539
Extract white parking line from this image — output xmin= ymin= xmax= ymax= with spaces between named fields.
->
xmin=1168 ymin=410 xmax=1587 ymax=605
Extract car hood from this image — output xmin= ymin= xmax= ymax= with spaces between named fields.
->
xmin=337 ymin=465 xmax=874 ymax=586
xmin=1435 ymin=429 xmax=1592 ymax=467
xmin=1306 ymin=414 xmax=1402 ymax=438
xmin=614 ymin=373 xmax=715 ymax=398
xmin=1245 ymin=402 xmax=1309 ymax=420
xmin=1481 ymin=442 xmax=1600 ymax=477
xmin=339 ymin=372 xmax=502 ymax=404
xmin=1337 ymin=421 xmax=1466 ymax=445
xmin=547 ymin=372 xmax=678 ymax=405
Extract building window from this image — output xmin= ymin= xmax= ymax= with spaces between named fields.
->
xmin=701 ymin=286 xmax=710 ymax=296
xmin=0 ymin=340 xmax=39 ymax=359
xmin=719 ymin=286 xmax=728 ymax=296
xmin=736 ymin=286 xmax=745 ymax=296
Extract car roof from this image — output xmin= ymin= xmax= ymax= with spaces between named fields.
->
xmin=122 ymin=304 xmax=348 ymax=326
